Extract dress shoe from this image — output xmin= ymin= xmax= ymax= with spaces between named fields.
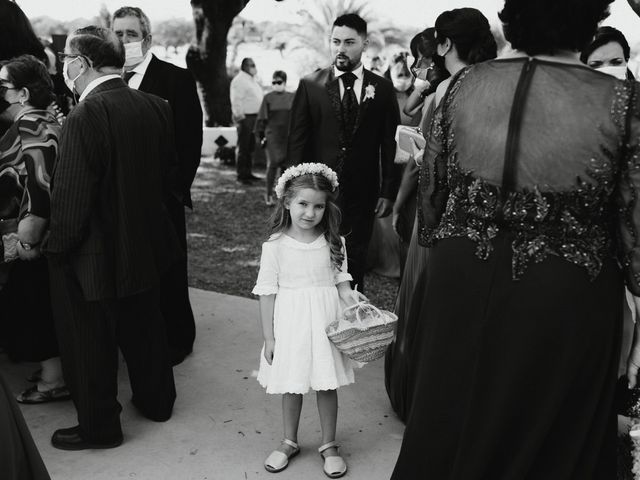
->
xmin=246 ymin=173 xmax=262 ymax=181
xmin=51 ymin=426 xmax=123 ymax=451
xmin=237 ymin=177 xmax=254 ymax=185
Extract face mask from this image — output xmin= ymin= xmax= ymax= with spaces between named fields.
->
xmin=413 ymin=78 xmax=429 ymax=90
xmin=272 ymin=84 xmax=285 ymax=92
xmin=597 ymin=65 xmax=627 ymax=80
xmin=393 ymin=77 xmax=412 ymax=92
xmin=412 ymin=67 xmax=430 ymax=81
xmin=124 ymin=41 xmax=145 ymax=68
xmin=63 ymin=57 xmax=82 ymax=93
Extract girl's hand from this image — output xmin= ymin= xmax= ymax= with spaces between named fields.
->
xmin=264 ymin=339 xmax=275 ymax=365
xmin=339 ymin=288 xmax=361 ymax=308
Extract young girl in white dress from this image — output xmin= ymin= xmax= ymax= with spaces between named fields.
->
xmin=253 ymin=163 xmax=358 ymax=478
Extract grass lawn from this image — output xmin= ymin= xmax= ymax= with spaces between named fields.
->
xmin=185 ymin=158 xmax=399 ymax=311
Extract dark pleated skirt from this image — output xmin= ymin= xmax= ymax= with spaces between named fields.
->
xmin=385 ymin=216 xmax=430 ymax=422
xmin=0 ymin=374 xmax=51 ymax=480
xmin=391 ymin=234 xmax=622 ymax=479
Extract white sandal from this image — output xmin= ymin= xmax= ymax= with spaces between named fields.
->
xmin=318 ymin=441 xmax=347 ymax=478
xmin=264 ymin=439 xmax=300 ymax=473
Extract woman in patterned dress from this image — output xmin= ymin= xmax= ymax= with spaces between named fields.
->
xmin=0 ymin=54 xmax=67 ymax=404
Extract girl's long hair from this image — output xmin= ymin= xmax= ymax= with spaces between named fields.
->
xmin=270 ymin=173 xmax=345 ymax=271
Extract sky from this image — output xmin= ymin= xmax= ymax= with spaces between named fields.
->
xmin=15 ymin=0 xmax=640 ymax=43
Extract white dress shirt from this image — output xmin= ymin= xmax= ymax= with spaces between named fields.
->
xmin=334 ymin=64 xmax=364 ymax=104
xmin=230 ymin=70 xmax=264 ymax=118
xmin=124 ymin=52 xmax=153 ymax=90
xmin=79 ymin=74 xmax=122 ymax=102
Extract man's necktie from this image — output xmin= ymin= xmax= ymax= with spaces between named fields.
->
xmin=122 ymin=71 xmax=136 ymax=84
xmin=340 ymin=72 xmax=358 ymax=137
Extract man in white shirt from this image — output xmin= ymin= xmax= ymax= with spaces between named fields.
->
xmin=230 ymin=58 xmax=264 ymax=184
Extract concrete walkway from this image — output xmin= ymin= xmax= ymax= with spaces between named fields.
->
xmin=1 ymin=289 xmax=404 ymax=480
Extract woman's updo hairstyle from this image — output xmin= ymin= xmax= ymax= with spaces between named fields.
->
xmin=580 ymin=26 xmax=631 ymax=64
xmin=499 ymin=0 xmax=614 ymax=56
xmin=435 ymin=8 xmax=497 ymax=65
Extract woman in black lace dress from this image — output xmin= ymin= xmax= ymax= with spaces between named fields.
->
xmin=392 ymin=1 xmax=637 ymax=478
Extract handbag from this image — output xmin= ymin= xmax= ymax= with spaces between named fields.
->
xmin=326 ymin=292 xmax=398 ymax=363
xmin=394 ymin=125 xmax=426 ymax=164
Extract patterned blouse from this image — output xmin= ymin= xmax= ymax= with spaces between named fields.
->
xmin=0 ymin=109 xmax=61 ymax=220
xmin=418 ymin=58 xmax=640 ymax=294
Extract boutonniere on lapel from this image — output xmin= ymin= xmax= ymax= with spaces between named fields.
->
xmin=364 ymin=83 xmax=376 ymax=102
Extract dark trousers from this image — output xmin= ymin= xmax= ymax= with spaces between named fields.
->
xmin=161 ymin=200 xmax=196 ymax=364
xmin=236 ymin=114 xmax=257 ymax=179
xmin=340 ymin=198 xmax=376 ymax=294
xmin=49 ymin=261 xmax=176 ymax=442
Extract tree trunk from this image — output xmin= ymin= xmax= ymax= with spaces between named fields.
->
xmin=188 ymin=0 xmax=249 ymax=127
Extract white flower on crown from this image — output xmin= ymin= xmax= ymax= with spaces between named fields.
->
xmin=364 ymin=83 xmax=376 ymax=101
xmin=275 ymin=163 xmax=339 ymax=198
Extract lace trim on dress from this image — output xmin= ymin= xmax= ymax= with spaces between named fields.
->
xmin=418 ymin=68 xmax=633 ymax=281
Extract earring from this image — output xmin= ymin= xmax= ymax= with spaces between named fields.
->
xmin=19 ymin=100 xmax=24 ymax=106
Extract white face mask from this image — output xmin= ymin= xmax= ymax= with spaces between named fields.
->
xmin=413 ymin=78 xmax=429 ymax=90
xmin=124 ymin=41 xmax=145 ymax=68
xmin=393 ymin=77 xmax=413 ymax=92
xmin=63 ymin=57 xmax=82 ymax=93
xmin=272 ymin=84 xmax=285 ymax=92
xmin=597 ymin=65 xmax=627 ymax=80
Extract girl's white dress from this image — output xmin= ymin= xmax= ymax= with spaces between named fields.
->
xmin=253 ymin=233 xmax=355 ymax=394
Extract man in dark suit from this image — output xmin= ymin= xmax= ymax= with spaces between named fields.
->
xmin=112 ymin=6 xmax=202 ymax=365
xmin=287 ymin=13 xmax=400 ymax=292
xmin=45 ymin=26 xmax=180 ymax=450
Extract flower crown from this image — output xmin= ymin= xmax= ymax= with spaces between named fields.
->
xmin=274 ymin=163 xmax=339 ymax=198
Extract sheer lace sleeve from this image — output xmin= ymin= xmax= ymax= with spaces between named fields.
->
xmin=617 ymin=81 xmax=640 ymax=296
xmin=252 ymin=241 xmax=279 ymax=296
xmin=417 ymin=70 xmax=469 ymax=247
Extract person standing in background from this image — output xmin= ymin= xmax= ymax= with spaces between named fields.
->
xmin=112 ymin=6 xmax=202 ymax=365
xmin=230 ymin=57 xmax=263 ymax=185
xmin=255 ymin=70 xmax=294 ymax=206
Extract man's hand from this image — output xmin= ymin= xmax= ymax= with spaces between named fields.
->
xmin=263 ymin=339 xmax=275 ymax=365
xmin=233 ymin=113 xmax=245 ymax=124
xmin=16 ymin=242 xmax=41 ymax=261
xmin=375 ymin=198 xmax=393 ymax=218
xmin=391 ymin=208 xmax=401 ymax=236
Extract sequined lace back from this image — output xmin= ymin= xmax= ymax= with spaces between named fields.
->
xmin=418 ymin=59 xmax=638 ymax=282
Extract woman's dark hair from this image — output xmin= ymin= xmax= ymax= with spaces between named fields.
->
xmin=580 ymin=26 xmax=631 ymax=63
xmin=0 ymin=0 xmax=47 ymax=64
xmin=435 ymin=8 xmax=497 ymax=65
xmin=499 ymin=0 xmax=614 ymax=56
xmin=409 ymin=28 xmax=445 ymax=70
xmin=2 ymin=54 xmax=54 ymax=109
xmin=333 ymin=13 xmax=367 ymax=36
xmin=273 ymin=70 xmax=287 ymax=82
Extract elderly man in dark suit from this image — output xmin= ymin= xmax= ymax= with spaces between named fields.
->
xmin=45 ymin=26 xmax=180 ymax=450
xmin=112 ymin=6 xmax=202 ymax=365
xmin=287 ymin=13 xmax=400 ymax=292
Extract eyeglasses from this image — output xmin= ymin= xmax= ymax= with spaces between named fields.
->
xmin=272 ymin=80 xmax=284 ymax=85
xmin=0 ymin=83 xmax=18 ymax=95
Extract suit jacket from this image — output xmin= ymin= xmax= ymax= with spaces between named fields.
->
xmin=45 ymin=78 xmax=182 ymax=301
xmin=287 ymin=67 xmax=400 ymax=204
xmin=139 ymin=55 xmax=203 ymax=209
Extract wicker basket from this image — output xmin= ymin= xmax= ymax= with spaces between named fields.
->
xmin=326 ymin=296 xmax=397 ymax=363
